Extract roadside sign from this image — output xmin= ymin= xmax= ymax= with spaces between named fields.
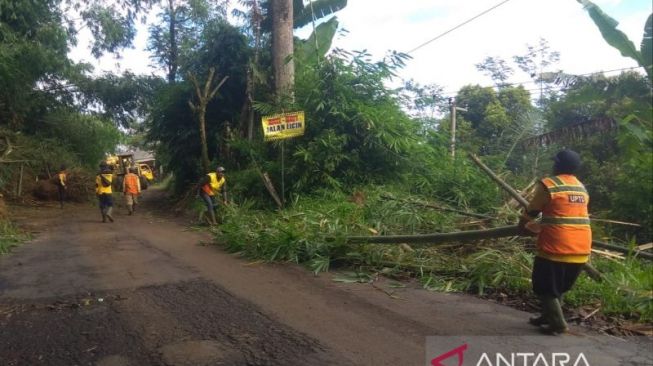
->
xmin=261 ymin=111 xmax=305 ymax=141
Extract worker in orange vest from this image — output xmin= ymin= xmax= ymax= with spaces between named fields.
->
xmin=199 ymin=166 xmax=227 ymax=225
xmin=123 ymin=167 xmax=141 ymax=215
xmin=519 ymin=149 xmax=591 ymax=335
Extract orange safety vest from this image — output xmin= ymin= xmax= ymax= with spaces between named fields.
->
xmin=201 ymin=172 xmax=225 ymax=196
xmin=124 ymin=173 xmax=140 ymax=195
xmin=538 ymin=174 xmax=592 ymax=261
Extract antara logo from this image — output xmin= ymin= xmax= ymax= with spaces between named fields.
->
xmin=431 ymin=343 xmax=468 ymax=366
xmin=430 ymin=344 xmax=591 ymax=366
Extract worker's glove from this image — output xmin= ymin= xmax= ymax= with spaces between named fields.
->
xmin=518 ymin=216 xmax=539 ymax=237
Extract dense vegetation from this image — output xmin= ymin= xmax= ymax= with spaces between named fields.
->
xmin=0 ymin=0 xmax=651 ymax=322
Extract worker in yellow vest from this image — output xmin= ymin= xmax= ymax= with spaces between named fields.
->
xmin=199 ymin=166 xmax=227 ymax=225
xmin=519 ymin=149 xmax=591 ymax=335
xmin=122 ymin=167 xmax=141 ymax=215
xmin=96 ymin=163 xmax=114 ymax=223
xmin=56 ymin=165 xmax=67 ymax=209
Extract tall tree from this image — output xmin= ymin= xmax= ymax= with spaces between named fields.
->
xmin=475 ymin=56 xmax=514 ymax=87
xmin=148 ymin=0 xmax=225 ymax=83
xmin=271 ymin=0 xmax=294 ymax=99
xmin=512 ymin=38 xmax=560 ymax=106
xmin=188 ymin=68 xmax=229 ymax=173
xmin=234 ymin=0 xmax=264 ymax=140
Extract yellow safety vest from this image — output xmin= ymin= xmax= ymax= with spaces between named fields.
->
xmin=202 ymin=172 xmax=225 ymax=196
xmin=58 ymin=172 xmax=66 ymax=186
xmin=96 ymin=174 xmax=113 ymax=195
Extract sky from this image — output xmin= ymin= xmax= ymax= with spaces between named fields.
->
xmin=68 ymin=0 xmax=652 ymax=97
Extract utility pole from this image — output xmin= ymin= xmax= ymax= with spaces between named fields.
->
xmin=449 ymin=98 xmax=467 ymax=158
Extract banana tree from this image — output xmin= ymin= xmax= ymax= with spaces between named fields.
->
xmin=577 ymin=0 xmax=652 ymax=82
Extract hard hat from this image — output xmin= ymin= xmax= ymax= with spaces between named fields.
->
xmin=216 ymin=166 xmax=226 ymax=172
xmin=553 ymin=149 xmax=581 ymax=173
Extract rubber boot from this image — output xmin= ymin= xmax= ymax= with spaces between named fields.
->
xmin=540 ymin=296 xmax=568 ymax=335
xmin=101 ymin=207 xmax=107 ymax=223
xmin=127 ymin=204 xmax=133 ymax=216
xmin=529 ymin=295 xmax=549 ymax=326
xmin=106 ymin=207 xmax=114 ymax=222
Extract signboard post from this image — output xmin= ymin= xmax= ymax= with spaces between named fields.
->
xmin=261 ymin=111 xmax=306 ymax=205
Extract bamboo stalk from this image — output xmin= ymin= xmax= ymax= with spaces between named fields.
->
xmin=347 ymin=226 xmax=652 ymax=259
xmin=346 ymin=225 xmax=520 ymax=245
xmin=380 ymin=194 xmax=494 ymax=220
xmin=467 ymin=154 xmax=653 ymax=262
xmin=17 ymin=163 xmax=24 ymax=196
xmin=590 ymin=218 xmax=641 ymax=227
xmin=469 ymin=153 xmax=529 ymax=208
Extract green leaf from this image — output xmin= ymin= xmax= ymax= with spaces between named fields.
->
xmin=296 ymin=17 xmax=339 ymax=64
xmin=577 ymin=0 xmax=645 ymax=67
xmin=294 ymin=0 xmax=347 ymax=29
xmin=641 ymin=14 xmax=652 ymax=80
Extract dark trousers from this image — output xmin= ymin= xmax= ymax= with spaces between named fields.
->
xmin=57 ymin=186 xmax=65 ymax=207
xmin=532 ymin=256 xmax=583 ymax=298
xmin=98 ymin=193 xmax=113 ymax=212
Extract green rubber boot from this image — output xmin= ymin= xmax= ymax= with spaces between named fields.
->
xmin=540 ymin=296 xmax=568 ymax=335
xmin=529 ymin=296 xmax=548 ymax=326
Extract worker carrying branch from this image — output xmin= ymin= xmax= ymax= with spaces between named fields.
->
xmin=519 ymin=149 xmax=591 ymax=335
xmin=123 ymin=167 xmax=141 ymax=215
xmin=199 ymin=166 xmax=228 ymax=225
xmin=96 ymin=163 xmax=114 ymax=223
xmin=56 ymin=165 xmax=67 ymax=209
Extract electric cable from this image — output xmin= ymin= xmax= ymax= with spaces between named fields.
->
xmin=406 ymin=0 xmax=515 ymax=54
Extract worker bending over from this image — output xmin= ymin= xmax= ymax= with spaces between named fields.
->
xmin=199 ymin=166 xmax=227 ymax=225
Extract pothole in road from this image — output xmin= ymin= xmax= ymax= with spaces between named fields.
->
xmin=158 ymin=340 xmax=244 ymax=366
xmin=96 ymin=355 xmax=133 ymax=366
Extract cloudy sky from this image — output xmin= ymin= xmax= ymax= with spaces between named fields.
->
xmin=69 ymin=0 xmax=652 ymax=96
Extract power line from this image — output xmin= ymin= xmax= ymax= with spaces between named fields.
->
xmin=406 ymin=0 xmax=515 ymax=55
xmin=432 ymin=66 xmax=641 ymax=99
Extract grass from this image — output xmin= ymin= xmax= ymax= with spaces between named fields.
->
xmin=0 ymin=219 xmax=28 ymax=254
xmin=212 ymin=186 xmax=653 ymax=322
